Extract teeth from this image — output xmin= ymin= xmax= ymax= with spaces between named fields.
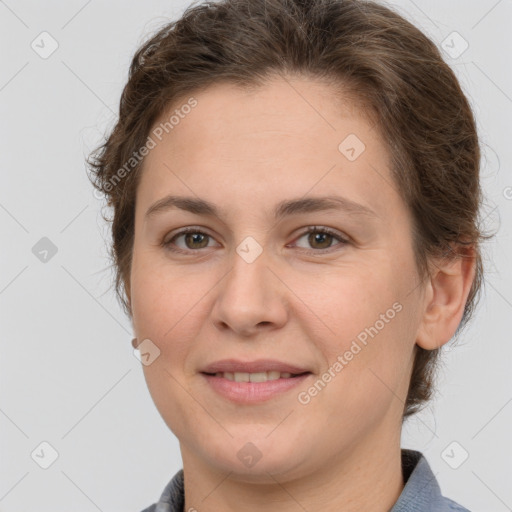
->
xmin=215 ymin=371 xmax=297 ymax=382
xmin=234 ymin=372 xmax=250 ymax=383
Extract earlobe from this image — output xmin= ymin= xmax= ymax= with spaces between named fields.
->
xmin=416 ymin=247 xmax=476 ymax=351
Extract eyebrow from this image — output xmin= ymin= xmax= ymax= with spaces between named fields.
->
xmin=144 ymin=194 xmax=378 ymax=222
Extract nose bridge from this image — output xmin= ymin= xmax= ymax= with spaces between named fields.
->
xmin=211 ymin=237 xmax=287 ymax=334
xmin=226 ymin=237 xmax=272 ymax=304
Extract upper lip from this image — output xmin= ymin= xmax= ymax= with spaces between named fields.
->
xmin=201 ymin=359 xmax=311 ymax=375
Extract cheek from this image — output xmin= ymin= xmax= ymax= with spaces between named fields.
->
xmin=130 ymin=266 xmax=205 ymax=433
xmin=297 ymin=263 xmax=404 ymax=348
xmin=131 ymin=252 xmax=196 ymax=334
xmin=130 ymin=259 xmax=214 ymax=380
xmin=322 ymin=264 xmax=416 ymax=397
xmin=301 ymin=258 xmax=416 ymax=399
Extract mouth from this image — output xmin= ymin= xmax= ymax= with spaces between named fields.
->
xmin=199 ymin=360 xmax=313 ymax=403
xmin=201 ymin=370 xmax=311 ymax=382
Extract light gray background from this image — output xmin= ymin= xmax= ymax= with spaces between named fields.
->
xmin=1 ymin=0 xmax=511 ymax=511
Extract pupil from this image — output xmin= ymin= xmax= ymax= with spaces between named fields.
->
xmin=186 ymin=233 xmax=208 ymax=249
xmin=310 ymin=232 xmax=331 ymax=249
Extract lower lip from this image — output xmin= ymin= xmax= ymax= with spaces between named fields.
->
xmin=201 ymin=373 xmax=311 ymax=403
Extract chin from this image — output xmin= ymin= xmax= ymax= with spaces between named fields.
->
xmin=193 ymin=432 xmax=311 ymax=481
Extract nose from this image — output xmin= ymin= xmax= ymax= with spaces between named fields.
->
xmin=210 ymin=248 xmax=288 ymax=337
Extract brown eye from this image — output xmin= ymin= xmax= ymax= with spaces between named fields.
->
xmin=182 ymin=232 xmax=209 ymax=249
xmin=293 ymin=226 xmax=348 ymax=253
xmin=307 ymin=231 xmax=334 ymax=250
xmin=163 ymin=228 xmax=217 ymax=253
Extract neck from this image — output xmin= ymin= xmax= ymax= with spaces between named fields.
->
xmin=181 ymin=424 xmax=404 ymax=512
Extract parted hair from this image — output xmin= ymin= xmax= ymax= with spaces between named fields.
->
xmin=88 ymin=0 xmax=488 ymax=418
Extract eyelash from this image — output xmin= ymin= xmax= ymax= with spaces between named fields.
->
xmin=161 ymin=226 xmax=349 ymax=255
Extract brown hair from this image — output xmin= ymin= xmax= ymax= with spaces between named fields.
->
xmin=88 ymin=0 xmax=488 ymax=418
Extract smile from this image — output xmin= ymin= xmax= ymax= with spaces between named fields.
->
xmin=201 ymin=371 xmax=312 ymax=403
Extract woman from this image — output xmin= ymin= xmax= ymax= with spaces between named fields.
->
xmin=88 ymin=0 xmax=485 ymax=510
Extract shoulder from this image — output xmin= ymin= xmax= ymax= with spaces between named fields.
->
xmin=139 ymin=469 xmax=185 ymax=512
xmin=139 ymin=505 xmax=156 ymax=512
xmin=443 ymin=496 xmax=471 ymax=511
xmin=391 ymin=449 xmax=471 ymax=512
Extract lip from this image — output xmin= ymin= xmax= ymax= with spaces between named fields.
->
xmin=201 ymin=372 xmax=312 ymax=404
xmin=200 ymin=358 xmax=311 ymax=374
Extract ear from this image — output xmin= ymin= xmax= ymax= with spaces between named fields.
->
xmin=416 ymin=245 xmax=476 ymax=350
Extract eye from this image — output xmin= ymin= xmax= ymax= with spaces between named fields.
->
xmin=162 ymin=227 xmax=218 ymax=254
xmin=291 ymin=226 xmax=349 ymax=253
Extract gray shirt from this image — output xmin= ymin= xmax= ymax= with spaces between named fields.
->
xmin=141 ymin=449 xmax=470 ymax=511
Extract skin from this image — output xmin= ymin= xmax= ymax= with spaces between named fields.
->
xmin=128 ymin=75 xmax=475 ymax=512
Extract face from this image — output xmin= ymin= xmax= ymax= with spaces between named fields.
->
xmin=129 ymin=75 xmax=426 ymax=482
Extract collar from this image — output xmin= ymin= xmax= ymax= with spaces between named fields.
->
xmin=390 ymin=449 xmax=469 ymax=511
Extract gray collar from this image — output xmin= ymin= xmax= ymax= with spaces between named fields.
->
xmin=390 ymin=449 xmax=470 ymax=511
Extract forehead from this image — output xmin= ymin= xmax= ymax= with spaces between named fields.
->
xmin=150 ymin=76 xmax=376 ymax=155
xmin=136 ymin=76 xmax=398 ymax=220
